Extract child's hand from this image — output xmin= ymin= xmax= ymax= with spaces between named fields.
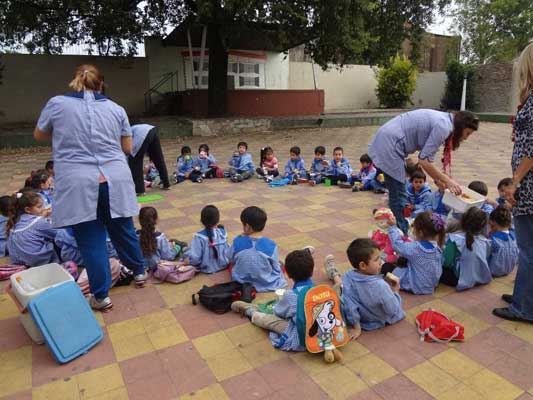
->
xmin=182 ymin=256 xmax=190 ymax=265
xmin=388 ymin=215 xmax=397 ymax=226
xmin=385 ymin=273 xmax=401 ymax=293
xmin=322 ymin=160 xmax=329 ymax=166
xmin=348 ymin=324 xmax=362 ymax=340
xmin=185 ymin=172 xmax=190 ymax=178
xmin=406 ymin=204 xmax=413 ymax=210
xmin=293 ymin=169 xmax=299 ymax=174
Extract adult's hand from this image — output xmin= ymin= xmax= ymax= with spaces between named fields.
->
xmin=418 ymin=158 xmax=462 ymax=195
xmin=502 ymin=182 xmax=518 ymax=207
xmin=444 ymin=176 xmax=462 ymax=195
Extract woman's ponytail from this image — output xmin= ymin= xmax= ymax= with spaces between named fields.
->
xmin=69 ymin=64 xmax=103 ymax=92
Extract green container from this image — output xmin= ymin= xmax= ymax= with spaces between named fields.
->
xmin=325 ymin=178 xmax=331 ymax=187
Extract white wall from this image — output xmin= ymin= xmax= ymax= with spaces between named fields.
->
xmin=289 ymin=62 xmax=447 ymax=112
xmin=265 ymin=52 xmax=290 ymax=89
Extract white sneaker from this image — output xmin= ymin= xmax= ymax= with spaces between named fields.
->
xmin=324 ymin=255 xmax=340 ymax=281
xmin=303 ymin=246 xmax=315 ymax=255
xmin=89 ymin=295 xmax=113 ymax=312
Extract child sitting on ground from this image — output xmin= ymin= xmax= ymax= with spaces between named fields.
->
xmin=325 ymin=146 xmax=352 ymax=187
xmin=324 ymin=239 xmax=404 ymax=334
xmin=309 ymin=146 xmax=328 ymax=186
xmin=441 ymin=207 xmax=492 ymax=291
xmin=230 ymin=206 xmax=287 ymax=291
xmin=488 ymin=206 xmax=518 ymax=277
xmin=193 ymin=144 xmax=219 ymax=179
xmin=496 ymin=178 xmax=513 ymax=207
xmin=350 ymin=153 xmax=386 ymax=194
xmin=29 ymin=169 xmax=53 ymax=213
xmin=138 ymin=206 xmax=178 ymax=270
xmin=0 ymin=196 xmax=12 ymax=256
xmin=381 ymin=212 xmax=445 ymax=295
xmin=284 ymin=146 xmax=309 ymax=184
xmin=256 ymin=146 xmax=279 ymax=179
xmin=231 ymin=248 xmax=315 ymax=351
xmin=228 ymin=141 xmax=255 ymax=182
xmin=55 ymin=227 xmax=118 ymax=266
xmin=406 ymin=170 xmax=432 ymax=218
xmin=176 ymin=146 xmax=202 ymax=183
xmin=183 ymin=205 xmax=230 ymax=274
xmin=45 ymin=160 xmax=54 ymax=189
xmin=468 ymin=181 xmax=494 ymax=216
xmin=430 ymin=179 xmax=451 ymax=218
xmin=6 ymin=191 xmax=60 ymax=267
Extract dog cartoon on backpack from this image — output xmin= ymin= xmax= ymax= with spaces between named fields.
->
xmin=308 ymin=300 xmax=344 ymax=363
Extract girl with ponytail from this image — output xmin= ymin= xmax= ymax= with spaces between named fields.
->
xmin=183 ymin=205 xmax=230 ymax=273
xmin=6 ymin=191 xmax=61 ymax=267
xmin=138 ymin=206 xmax=179 ymax=270
xmin=441 ymin=207 xmax=492 ymax=291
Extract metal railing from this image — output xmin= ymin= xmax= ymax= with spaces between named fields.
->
xmin=144 ymin=71 xmax=178 ymax=113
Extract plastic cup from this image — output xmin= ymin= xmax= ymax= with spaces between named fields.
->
xmin=325 ymin=178 xmax=331 ymax=187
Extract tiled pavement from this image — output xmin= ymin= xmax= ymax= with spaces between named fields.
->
xmin=1 ymin=123 xmax=532 ymax=400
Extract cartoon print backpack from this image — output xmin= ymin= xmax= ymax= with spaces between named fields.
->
xmin=415 ymin=309 xmax=465 ymax=343
xmin=296 ymin=285 xmax=349 ymax=363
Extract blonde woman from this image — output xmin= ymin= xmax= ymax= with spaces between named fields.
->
xmin=494 ymin=43 xmax=533 ymax=323
xmin=34 ymin=64 xmax=147 ymax=312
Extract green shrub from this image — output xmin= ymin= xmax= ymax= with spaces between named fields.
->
xmin=376 ymin=55 xmax=417 ymax=108
xmin=441 ymin=60 xmax=476 ymax=110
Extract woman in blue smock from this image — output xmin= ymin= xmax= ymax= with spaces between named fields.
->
xmin=34 ymin=64 xmax=147 ymax=312
xmin=368 ymin=109 xmax=479 ymax=234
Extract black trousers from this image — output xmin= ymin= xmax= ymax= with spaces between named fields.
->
xmin=440 ymin=268 xmax=459 ymax=286
xmin=129 ymin=127 xmax=170 ymax=194
xmin=325 ymin=174 xmax=348 ymax=185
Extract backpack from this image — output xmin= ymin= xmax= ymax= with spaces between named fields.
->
xmin=415 ymin=309 xmax=465 ymax=343
xmin=296 ymin=285 xmax=349 ymax=354
xmin=192 ymin=281 xmax=256 ymax=314
xmin=153 ymin=261 xmax=197 ymax=284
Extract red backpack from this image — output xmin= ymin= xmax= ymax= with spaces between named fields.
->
xmin=415 ymin=310 xmax=464 ymax=343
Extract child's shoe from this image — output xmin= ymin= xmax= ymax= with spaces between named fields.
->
xmin=352 ymin=185 xmax=360 ymax=192
xmin=303 ymin=245 xmax=315 ymax=255
xmin=309 ymin=180 xmax=316 ymax=187
xmin=264 ymin=175 xmax=274 ymax=183
xmin=374 ymin=188 xmax=387 ymax=194
xmin=195 ymin=177 xmax=203 ymax=183
xmin=291 ymin=176 xmax=298 ymax=185
xmin=231 ymin=300 xmax=258 ymax=319
xmin=134 ymin=272 xmax=148 ymax=287
xmin=339 ymin=181 xmax=352 ymax=189
xmin=324 ymin=255 xmax=341 ymax=281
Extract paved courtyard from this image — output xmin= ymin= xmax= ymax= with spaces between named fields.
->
xmin=0 ymin=123 xmax=532 ymax=400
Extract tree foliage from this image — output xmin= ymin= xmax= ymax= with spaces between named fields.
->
xmin=452 ymin=0 xmax=533 ymax=64
xmin=440 ymin=60 xmax=475 ymax=110
xmin=376 ymin=55 xmax=417 ymax=108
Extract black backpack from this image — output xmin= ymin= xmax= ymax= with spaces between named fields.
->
xmin=192 ymin=281 xmax=256 ymax=314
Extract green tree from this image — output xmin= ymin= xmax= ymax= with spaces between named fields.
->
xmin=1 ymin=0 xmax=449 ymax=116
xmin=376 ymin=55 xmax=417 ymax=108
xmin=452 ymin=0 xmax=533 ymax=63
xmin=440 ymin=60 xmax=475 ymax=110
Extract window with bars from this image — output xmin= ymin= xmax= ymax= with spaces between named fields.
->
xmin=186 ymin=56 xmax=264 ymax=89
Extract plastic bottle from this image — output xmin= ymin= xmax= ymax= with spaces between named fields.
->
xmin=15 ymin=276 xmax=36 ymax=292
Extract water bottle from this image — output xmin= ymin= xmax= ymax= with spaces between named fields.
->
xmin=15 ymin=276 xmax=36 ymax=292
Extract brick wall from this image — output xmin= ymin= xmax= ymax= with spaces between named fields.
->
xmin=472 ymin=63 xmax=514 ymax=113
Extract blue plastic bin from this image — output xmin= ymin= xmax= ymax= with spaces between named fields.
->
xmin=27 ymin=281 xmax=103 ymax=364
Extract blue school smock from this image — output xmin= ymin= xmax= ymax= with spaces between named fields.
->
xmin=389 ymin=227 xmax=442 ymax=294
xmin=193 ymin=155 xmax=217 ymax=173
xmin=284 ymin=157 xmax=306 ymax=176
xmin=36 ymin=91 xmax=138 ymax=228
xmin=37 ymin=189 xmax=53 ymax=209
xmin=229 ymin=153 xmax=255 ymax=172
xmin=131 ymin=124 xmax=154 ymax=157
xmin=56 ymin=227 xmax=117 ymax=265
xmin=447 ymin=232 xmax=492 ymax=291
xmin=310 ymin=158 xmax=329 ymax=174
xmin=327 ymin=158 xmax=352 ymax=177
xmin=488 ymin=231 xmax=519 ymax=277
xmin=354 ymin=165 xmax=377 ymax=189
xmin=184 ymin=227 xmax=230 ymax=274
xmin=230 ymin=235 xmax=287 ymax=292
xmin=142 ymin=232 xmax=178 ymax=270
xmin=7 ymin=214 xmax=59 ymax=267
xmin=269 ymin=279 xmax=314 ymax=352
xmin=430 ymin=191 xmax=450 ymax=217
xmin=407 ymin=183 xmax=433 ymax=217
xmin=0 ymin=215 xmax=8 ymax=256
xmin=341 ymin=270 xmax=404 ymax=330
xmin=368 ymin=109 xmax=453 ymax=183
xmin=176 ymin=156 xmax=194 ymax=176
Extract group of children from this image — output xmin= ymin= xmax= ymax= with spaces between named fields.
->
xmin=168 ymin=141 xmax=387 ymax=192
xmin=0 ymin=152 xmax=520 ymax=356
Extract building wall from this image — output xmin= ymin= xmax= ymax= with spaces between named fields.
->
xmin=0 ymin=53 xmax=149 ymax=124
xmin=472 ymin=63 xmax=515 ymax=113
xmin=289 ymin=62 xmax=446 ymax=112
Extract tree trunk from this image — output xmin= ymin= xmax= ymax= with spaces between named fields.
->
xmin=207 ymin=22 xmax=228 ymax=117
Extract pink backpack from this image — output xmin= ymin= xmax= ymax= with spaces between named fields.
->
xmin=416 ymin=309 xmax=465 ymax=343
xmin=0 ymin=264 xmax=27 ymax=280
xmin=153 ymin=261 xmax=197 ymax=284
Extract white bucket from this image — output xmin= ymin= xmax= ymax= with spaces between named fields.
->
xmin=442 ymin=187 xmax=485 ymax=213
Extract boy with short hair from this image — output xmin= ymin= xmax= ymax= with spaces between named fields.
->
xmin=488 ymin=206 xmax=518 ymax=277
xmin=468 ymin=180 xmax=494 ymax=216
xmin=324 ymin=239 xmax=405 ymax=333
xmin=284 ymin=146 xmax=308 ymax=184
xmin=496 ymin=178 xmax=513 ymax=206
xmin=325 ymin=146 xmax=352 ymax=187
xmin=351 ymin=153 xmax=386 ymax=193
xmin=231 ymin=248 xmax=314 ymax=351
xmin=228 ymin=141 xmax=255 ymax=182
xmin=406 ymin=169 xmax=432 ymax=217
xmin=176 ymin=145 xmax=202 ymax=183
xmin=230 ymin=206 xmax=287 ymax=291
xmin=309 ymin=145 xmax=328 ymax=186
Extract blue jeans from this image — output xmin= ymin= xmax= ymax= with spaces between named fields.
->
xmin=383 ymin=173 xmax=409 ymax=234
xmin=509 ymin=215 xmax=533 ymax=320
xmin=71 ymin=183 xmax=145 ymax=300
